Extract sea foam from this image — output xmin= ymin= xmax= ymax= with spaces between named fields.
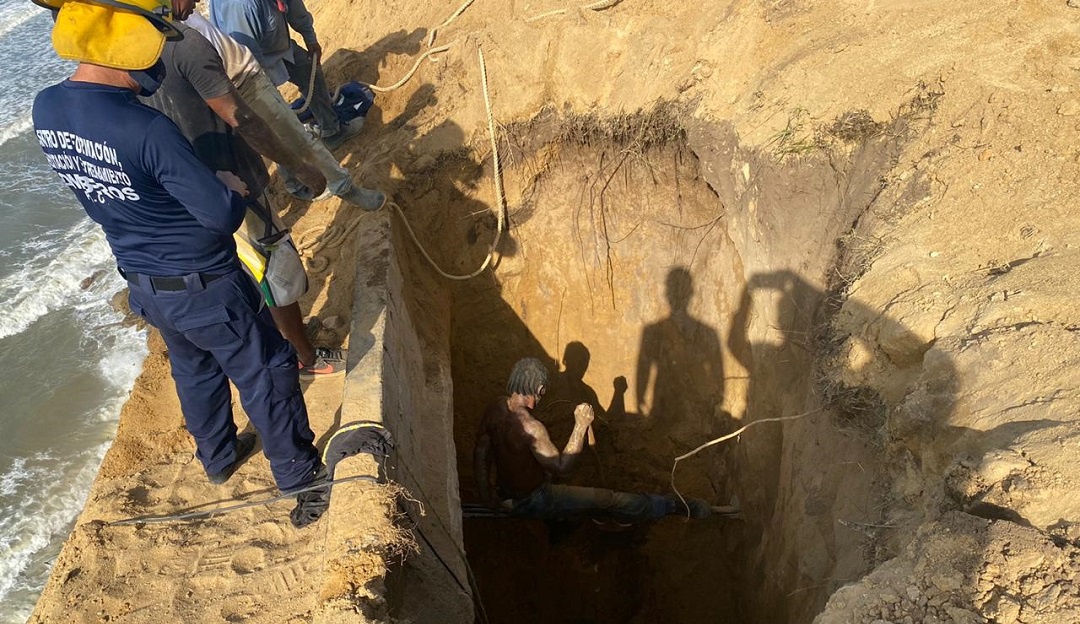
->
xmin=0 ymin=221 xmax=115 ymax=340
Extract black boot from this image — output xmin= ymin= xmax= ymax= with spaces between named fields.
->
xmin=290 ymin=467 xmax=330 ymax=528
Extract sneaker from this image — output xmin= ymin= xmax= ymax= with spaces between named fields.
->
xmin=337 ymin=185 xmax=386 ymax=211
xmin=207 ymin=432 xmax=258 ymax=485
xmin=315 ymin=346 xmax=346 ymax=361
xmin=710 ymin=505 xmax=742 ymax=519
xmin=289 ymin=467 xmax=331 ymax=528
xmin=711 ymin=494 xmax=742 ymax=519
xmin=298 ymin=352 xmax=346 ymax=378
xmin=286 ymin=184 xmax=333 ymax=202
xmin=322 ymin=118 xmax=365 ymax=151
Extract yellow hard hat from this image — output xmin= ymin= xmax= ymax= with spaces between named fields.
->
xmin=32 ymin=0 xmax=183 ymax=70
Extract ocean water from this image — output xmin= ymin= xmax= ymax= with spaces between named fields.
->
xmin=0 ymin=4 xmax=148 ymax=621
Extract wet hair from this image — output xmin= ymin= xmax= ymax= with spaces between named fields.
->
xmin=506 ymin=357 xmax=548 ymax=397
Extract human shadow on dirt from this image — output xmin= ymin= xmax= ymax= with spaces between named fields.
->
xmin=723 ymin=268 xmax=975 ymax=621
xmin=634 ymin=266 xmax=729 ymax=448
xmin=727 ymin=269 xmax=823 ymax=526
xmin=726 ymin=268 xmax=881 ymax=621
xmin=536 ymin=341 xmax=628 ymax=488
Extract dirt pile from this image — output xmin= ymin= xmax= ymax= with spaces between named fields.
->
xmin=816 ymin=512 xmax=1080 ymax=624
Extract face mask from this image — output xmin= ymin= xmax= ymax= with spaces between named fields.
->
xmin=129 ymin=59 xmax=167 ymax=97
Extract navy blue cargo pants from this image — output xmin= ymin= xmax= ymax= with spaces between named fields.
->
xmin=125 ymin=267 xmax=320 ymax=492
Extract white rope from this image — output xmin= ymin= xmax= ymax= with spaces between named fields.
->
xmin=292 ymin=50 xmax=321 ymax=115
xmin=369 ymin=43 xmax=454 ymax=93
xmin=526 ymin=0 xmax=622 ymax=23
xmin=669 ymin=409 xmax=822 ymax=517
xmin=391 ymin=44 xmax=507 ymax=281
xmin=524 ymin=7 xmax=566 ymax=22
xmin=582 ymin=0 xmax=622 ymax=9
xmin=428 ymin=0 xmax=475 ymax=47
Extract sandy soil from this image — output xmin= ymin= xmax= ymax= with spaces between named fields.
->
xmin=27 ymin=184 xmax=381 ymax=622
xmin=28 ymin=0 xmax=1080 ymax=622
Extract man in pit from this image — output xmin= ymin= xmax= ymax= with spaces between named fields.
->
xmin=474 ymin=357 xmax=714 ymax=523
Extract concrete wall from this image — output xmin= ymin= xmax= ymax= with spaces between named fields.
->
xmin=316 ymin=213 xmax=473 ymax=623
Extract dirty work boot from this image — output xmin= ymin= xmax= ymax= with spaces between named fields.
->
xmin=322 ymin=118 xmax=365 ymax=151
xmin=207 ymin=432 xmax=258 ymax=485
xmin=337 ymin=185 xmax=386 ymax=211
xmin=290 ymin=467 xmax=331 ymax=528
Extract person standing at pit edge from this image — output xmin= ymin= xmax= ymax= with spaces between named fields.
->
xmin=140 ymin=18 xmax=349 ymax=377
xmin=31 ymin=0 xmax=329 ymax=526
xmin=211 ymin=0 xmax=364 ymax=152
xmin=179 ymin=9 xmax=384 ymax=208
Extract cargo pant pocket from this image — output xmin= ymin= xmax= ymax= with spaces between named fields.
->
xmin=172 ymin=304 xmax=240 ymax=351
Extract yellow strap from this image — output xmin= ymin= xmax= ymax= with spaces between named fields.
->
xmin=233 ymin=233 xmax=266 ymax=282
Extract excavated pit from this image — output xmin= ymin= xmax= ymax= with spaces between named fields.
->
xmin=390 ymin=107 xmax=913 ymax=624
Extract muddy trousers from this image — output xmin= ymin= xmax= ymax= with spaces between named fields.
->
xmin=238 ymin=69 xmax=353 ymax=197
xmin=510 ymin=482 xmax=669 ymax=524
xmin=125 ymin=268 xmax=320 ymax=492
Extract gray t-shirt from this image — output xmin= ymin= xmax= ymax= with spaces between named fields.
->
xmin=184 ymin=13 xmax=260 ymax=89
xmin=143 ymin=22 xmax=269 ymax=194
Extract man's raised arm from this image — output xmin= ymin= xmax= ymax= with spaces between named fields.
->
xmin=527 ymin=404 xmax=594 ymax=476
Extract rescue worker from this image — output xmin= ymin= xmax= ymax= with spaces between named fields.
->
xmin=31 ymin=0 xmax=328 ymax=524
xmin=211 ymin=0 xmax=363 ymax=150
xmin=140 ymin=18 xmax=347 ymax=376
xmin=178 ymin=7 xmax=383 ymax=208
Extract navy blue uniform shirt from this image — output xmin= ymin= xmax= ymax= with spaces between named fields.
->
xmin=32 ymin=80 xmax=247 ymax=276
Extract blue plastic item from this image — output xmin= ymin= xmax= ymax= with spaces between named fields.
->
xmin=291 ymin=81 xmax=376 ymax=125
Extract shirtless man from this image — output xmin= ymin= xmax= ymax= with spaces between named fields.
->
xmin=474 ymin=357 xmax=713 ymax=524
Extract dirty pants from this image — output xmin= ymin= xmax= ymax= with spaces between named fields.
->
xmin=509 ymin=482 xmax=669 ymax=524
xmin=237 ymin=68 xmax=353 ymax=197
xmin=125 ymin=268 xmax=319 ymax=492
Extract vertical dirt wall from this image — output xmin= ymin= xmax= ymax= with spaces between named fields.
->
xmin=393 ymin=110 xmax=912 ymax=623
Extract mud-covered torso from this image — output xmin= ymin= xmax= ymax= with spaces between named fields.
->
xmin=483 ymin=397 xmax=547 ymax=498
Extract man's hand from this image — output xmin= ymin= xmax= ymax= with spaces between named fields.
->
xmin=613 ymin=376 xmax=628 ymax=394
xmin=574 ymin=403 xmax=595 ymax=429
xmin=306 ymin=40 xmax=322 ymax=61
xmin=216 ymin=170 xmax=248 ymax=196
